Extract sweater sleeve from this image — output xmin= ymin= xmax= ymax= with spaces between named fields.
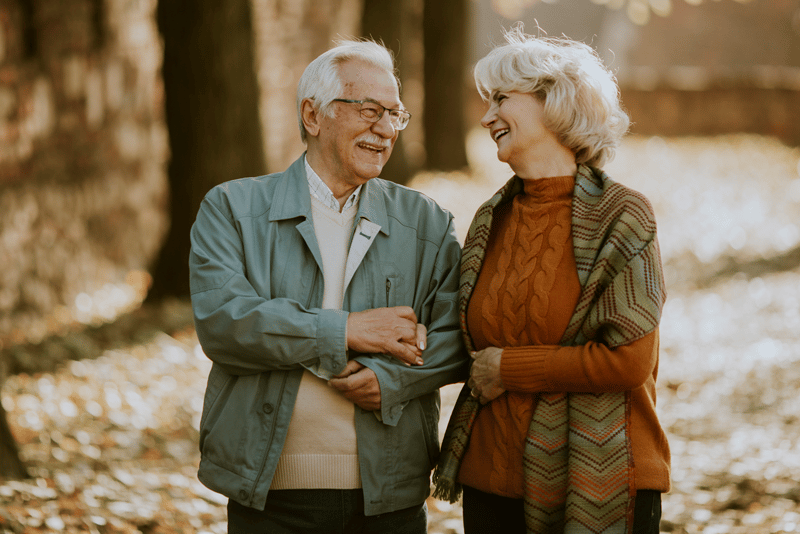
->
xmin=500 ymin=329 xmax=658 ymax=393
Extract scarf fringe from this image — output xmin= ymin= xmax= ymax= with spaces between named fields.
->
xmin=431 ymin=468 xmax=462 ymax=503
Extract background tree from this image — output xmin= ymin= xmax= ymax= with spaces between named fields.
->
xmin=361 ymin=0 xmax=421 ymax=184
xmin=362 ymin=0 xmax=469 ymax=180
xmin=0 ymin=402 xmax=28 ymax=479
xmin=146 ymin=0 xmax=266 ymax=301
xmin=423 ymin=0 xmax=469 ymax=171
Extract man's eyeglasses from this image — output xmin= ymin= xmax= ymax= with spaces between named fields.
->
xmin=332 ymin=99 xmax=411 ymax=130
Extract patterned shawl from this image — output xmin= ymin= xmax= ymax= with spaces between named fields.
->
xmin=432 ymin=165 xmax=666 ymax=533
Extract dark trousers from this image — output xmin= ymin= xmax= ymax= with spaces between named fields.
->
xmin=462 ymin=485 xmax=661 ymax=534
xmin=227 ymin=489 xmax=427 ymax=534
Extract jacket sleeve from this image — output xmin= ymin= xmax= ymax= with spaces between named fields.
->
xmin=499 ymin=329 xmax=658 ymax=394
xmin=355 ymin=216 xmax=469 ymax=426
xmin=189 ymin=192 xmax=348 ymax=377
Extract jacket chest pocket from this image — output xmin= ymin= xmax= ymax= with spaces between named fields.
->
xmin=384 ymin=276 xmax=397 ymax=306
xmin=347 ymin=255 xmax=413 ymax=311
xmin=381 ymin=262 xmax=406 ymax=307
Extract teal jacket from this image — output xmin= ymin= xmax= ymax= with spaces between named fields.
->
xmin=189 ymin=155 xmax=466 ymax=515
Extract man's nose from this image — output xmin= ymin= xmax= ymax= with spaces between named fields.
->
xmin=372 ymin=112 xmax=396 ymax=138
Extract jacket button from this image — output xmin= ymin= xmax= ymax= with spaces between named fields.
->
xmin=238 ymin=490 xmax=248 ymax=500
xmin=262 ymin=403 xmax=274 ymax=414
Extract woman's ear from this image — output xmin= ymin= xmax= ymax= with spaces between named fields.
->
xmin=301 ymin=98 xmax=321 ymax=138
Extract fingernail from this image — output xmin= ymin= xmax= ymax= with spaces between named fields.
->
xmin=416 ymin=358 xmax=424 ymax=366
xmin=418 ymin=341 xmax=425 ymax=350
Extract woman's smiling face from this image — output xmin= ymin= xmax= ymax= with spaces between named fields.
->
xmin=480 ymin=91 xmax=565 ymax=173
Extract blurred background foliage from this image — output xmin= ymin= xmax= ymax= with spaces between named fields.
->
xmin=0 ymin=0 xmax=799 ymax=511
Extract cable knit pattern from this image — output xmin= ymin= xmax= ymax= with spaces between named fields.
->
xmin=461 ymin=177 xmax=576 ymax=498
xmin=530 ymin=203 xmax=570 ymax=333
xmin=483 ymin=204 xmax=547 ymax=347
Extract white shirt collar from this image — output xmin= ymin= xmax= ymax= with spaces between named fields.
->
xmin=304 ymin=156 xmax=362 ymax=212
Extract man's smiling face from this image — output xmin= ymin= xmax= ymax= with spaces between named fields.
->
xmin=310 ymin=59 xmax=401 ymax=197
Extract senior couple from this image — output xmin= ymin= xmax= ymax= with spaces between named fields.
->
xmin=189 ymin=24 xmax=670 ymax=534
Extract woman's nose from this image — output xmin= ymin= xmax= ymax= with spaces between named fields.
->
xmin=480 ymin=105 xmax=497 ymax=129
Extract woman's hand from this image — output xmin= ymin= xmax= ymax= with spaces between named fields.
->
xmin=467 ymin=347 xmax=505 ymax=404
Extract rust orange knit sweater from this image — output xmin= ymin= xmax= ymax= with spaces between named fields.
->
xmin=457 ymin=175 xmax=670 ymax=498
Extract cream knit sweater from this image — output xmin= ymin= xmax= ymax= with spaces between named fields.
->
xmin=270 ymin=196 xmax=361 ymax=489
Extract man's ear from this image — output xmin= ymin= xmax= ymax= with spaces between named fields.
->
xmin=301 ymin=98 xmax=321 ymax=138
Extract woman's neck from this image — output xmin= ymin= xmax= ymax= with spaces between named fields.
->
xmin=511 ymin=142 xmax=578 ymax=181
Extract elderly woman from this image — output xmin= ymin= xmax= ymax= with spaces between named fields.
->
xmin=433 ymin=26 xmax=670 ymax=534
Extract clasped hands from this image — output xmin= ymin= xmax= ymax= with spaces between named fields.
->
xmin=328 ymin=306 xmax=427 ymax=411
xmin=467 ymin=346 xmax=505 ymax=405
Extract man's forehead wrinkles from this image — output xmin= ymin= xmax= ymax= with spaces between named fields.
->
xmin=338 ymin=66 xmax=402 ymax=107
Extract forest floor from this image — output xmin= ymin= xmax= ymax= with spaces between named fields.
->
xmin=2 ymin=133 xmax=800 ymax=533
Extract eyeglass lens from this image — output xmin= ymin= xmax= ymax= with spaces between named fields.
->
xmin=360 ymin=102 xmax=409 ymax=130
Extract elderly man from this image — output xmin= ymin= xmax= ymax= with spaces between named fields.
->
xmin=189 ymin=39 xmax=466 ymax=533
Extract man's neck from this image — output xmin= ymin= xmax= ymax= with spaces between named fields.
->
xmin=305 ymin=154 xmax=358 ymax=212
xmin=306 ymin=153 xmax=362 ymax=212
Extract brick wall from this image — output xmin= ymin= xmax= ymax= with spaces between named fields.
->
xmin=0 ymin=0 xmax=168 ymax=347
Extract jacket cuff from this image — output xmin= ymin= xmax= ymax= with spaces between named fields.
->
xmin=500 ymin=346 xmax=550 ymax=392
xmin=352 ymin=357 xmax=408 ymax=427
xmin=315 ymin=309 xmax=349 ymax=376
xmin=379 ymin=397 xmax=408 ymax=426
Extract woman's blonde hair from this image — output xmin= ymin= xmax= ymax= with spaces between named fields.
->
xmin=474 ymin=24 xmax=629 ymax=167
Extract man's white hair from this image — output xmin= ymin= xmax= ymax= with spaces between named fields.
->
xmin=474 ymin=24 xmax=629 ymax=167
xmin=296 ymin=39 xmax=398 ymax=144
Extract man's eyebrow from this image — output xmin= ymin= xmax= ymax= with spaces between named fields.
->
xmin=363 ymin=97 xmax=405 ymax=110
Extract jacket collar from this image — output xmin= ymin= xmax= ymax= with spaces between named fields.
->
xmin=356 ymin=177 xmax=390 ymax=236
xmin=268 ymin=155 xmax=312 ymax=222
xmin=268 ymin=153 xmax=390 ymax=235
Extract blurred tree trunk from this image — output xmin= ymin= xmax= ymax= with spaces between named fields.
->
xmin=1 ymin=354 xmax=28 ymax=479
xmin=0 ymin=401 xmax=29 ymax=480
xmin=147 ymin=0 xmax=266 ymax=301
xmin=423 ymin=0 xmax=468 ymax=170
xmin=361 ymin=0 xmax=417 ymax=185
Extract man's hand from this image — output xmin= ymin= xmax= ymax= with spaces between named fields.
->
xmin=347 ymin=307 xmax=427 ymax=366
xmin=328 ymin=361 xmax=381 ymax=411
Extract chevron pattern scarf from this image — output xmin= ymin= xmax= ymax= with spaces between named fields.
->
xmin=433 ymin=165 xmax=666 ymax=533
